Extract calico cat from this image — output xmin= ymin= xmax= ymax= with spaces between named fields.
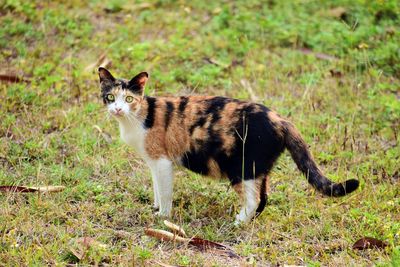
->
xmin=98 ymin=67 xmax=359 ymax=225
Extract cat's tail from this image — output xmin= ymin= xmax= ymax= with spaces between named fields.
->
xmin=282 ymin=121 xmax=359 ymax=197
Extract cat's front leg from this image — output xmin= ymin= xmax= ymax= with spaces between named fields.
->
xmin=149 ymin=168 xmax=160 ymax=210
xmin=147 ymin=158 xmax=174 ymax=217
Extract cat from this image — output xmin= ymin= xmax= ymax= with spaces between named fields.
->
xmin=98 ymin=67 xmax=359 ymax=225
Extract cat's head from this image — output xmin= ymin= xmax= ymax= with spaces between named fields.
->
xmin=98 ymin=67 xmax=148 ymax=118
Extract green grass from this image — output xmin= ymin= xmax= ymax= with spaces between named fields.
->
xmin=1 ymin=0 xmax=399 ymax=265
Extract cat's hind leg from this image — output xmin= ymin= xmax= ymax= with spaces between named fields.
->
xmin=255 ymin=175 xmax=268 ymax=217
xmin=233 ymin=179 xmax=259 ymax=226
xmin=233 ymin=176 xmax=268 ymax=225
xmin=146 ymin=158 xmax=174 ymax=217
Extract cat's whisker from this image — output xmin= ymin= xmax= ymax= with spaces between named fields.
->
xmin=126 ymin=113 xmax=136 ymax=126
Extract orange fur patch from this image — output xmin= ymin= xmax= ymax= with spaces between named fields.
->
xmin=207 ymin=159 xmax=222 ymax=178
xmin=232 ymin=182 xmax=243 ymax=200
xmin=268 ymin=111 xmax=284 ymax=138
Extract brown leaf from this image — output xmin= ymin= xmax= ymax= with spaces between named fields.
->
xmin=189 ymin=237 xmax=227 ymax=250
xmin=330 ymin=69 xmax=343 ymax=78
xmin=188 ymin=237 xmax=239 ymax=258
xmin=163 ymin=220 xmax=187 ymax=237
xmin=0 ymin=185 xmax=65 ymax=193
xmin=0 ymin=186 xmax=37 ymax=193
xmin=0 ymin=74 xmax=30 ymax=83
xmin=352 ymin=237 xmax=388 ymax=250
xmin=145 ymin=228 xmax=240 ymax=259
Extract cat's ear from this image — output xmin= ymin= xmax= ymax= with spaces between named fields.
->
xmin=98 ymin=67 xmax=115 ymax=84
xmin=128 ymin=72 xmax=148 ymax=95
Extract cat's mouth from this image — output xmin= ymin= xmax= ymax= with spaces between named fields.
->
xmin=111 ymin=110 xmax=125 ymax=117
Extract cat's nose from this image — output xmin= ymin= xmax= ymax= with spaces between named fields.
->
xmin=115 ymin=108 xmax=122 ymax=114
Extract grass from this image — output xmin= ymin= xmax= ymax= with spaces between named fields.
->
xmin=0 ymin=0 xmax=399 ymax=265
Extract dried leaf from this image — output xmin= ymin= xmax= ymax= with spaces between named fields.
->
xmin=330 ymin=69 xmax=343 ymax=78
xmin=298 ymin=48 xmax=338 ymax=61
xmin=0 ymin=185 xmax=65 ymax=193
xmin=353 ymin=237 xmax=388 ymax=250
xmin=189 ymin=237 xmax=227 ymax=250
xmin=144 ymin=228 xmax=189 ymax=243
xmin=0 ymin=74 xmax=30 ymax=83
xmin=163 ymin=220 xmax=187 ymax=237
xmin=85 ymin=53 xmax=112 ymax=72
xmin=0 ymin=186 xmax=37 ymax=193
xmin=145 ymin=228 xmax=240 ymax=258
xmin=188 ymin=237 xmax=239 ymax=258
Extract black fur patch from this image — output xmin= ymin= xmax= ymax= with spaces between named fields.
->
xmin=178 ymin=96 xmax=189 ymax=114
xmin=255 ymin=177 xmax=267 ymax=216
xmin=205 ymin=97 xmax=229 ymax=123
xmin=100 ymin=81 xmax=114 ymax=104
xmin=182 ymin=97 xmax=284 ymax=185
xmin=182 ymin=98 xmax=228 ymax=175
xmin=119 ymin=80 xmax=129 ymax=89
xmin=144 ymin=97 xmax=156 ymax=129
xmin=182 ymin=127 xmax=225 ymax=175
xmin=188 ymin=97 xmax=229 ymax=135
xmin=189 ymin=117 xmax=207 ymax=135
xmin=180 ymin=98 xmax=286 ymax=185
xmin=225 ymin=107 xmax=285 ymax=185
xmin=165 ymin=101 xmax=174 ymax=130
xmin=181 ymin=150 xmax=210 ymax=175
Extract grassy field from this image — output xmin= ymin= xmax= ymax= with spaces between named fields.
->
xmin=1 ymin=0 xmax=399 ymax=266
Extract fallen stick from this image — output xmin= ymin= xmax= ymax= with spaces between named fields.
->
xmin=144 ymin=228 xmax=189 ymax=243
xmin=0 ymin=185 xmax=65 ymax=193
xmin=144 ymin=227 xmax=240 ymax=258
xmin=163 ymin=220 xmax=187 ymax=237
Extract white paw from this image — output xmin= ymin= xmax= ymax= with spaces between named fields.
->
xmin=155 ymin=210 xmax=171 ymax=218
xmin=234 ymin=214 xmax=244 ymax=227
xmin=233 ymin=220 xmax=242 ymax=227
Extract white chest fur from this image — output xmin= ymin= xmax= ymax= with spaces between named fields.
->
xmin=118 ymin=118 xmax=148 ymax=158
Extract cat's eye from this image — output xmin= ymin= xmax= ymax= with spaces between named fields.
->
xmin=125 ymin=96 xmax=134 ymax=103
xmin=106 ymin=94 xmax=115 ymax=102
